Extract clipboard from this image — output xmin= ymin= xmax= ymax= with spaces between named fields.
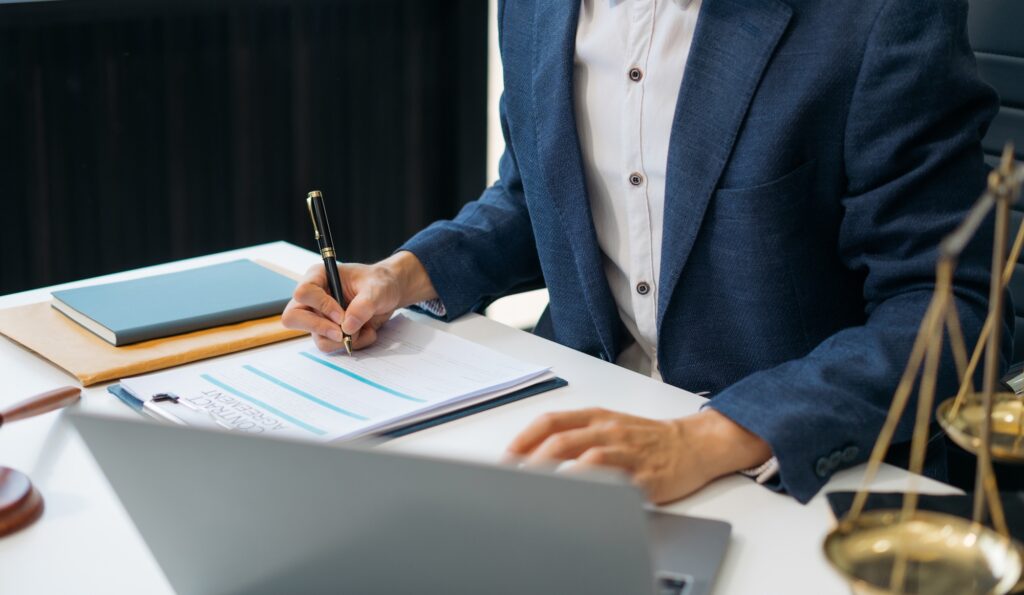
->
xmin=107 ymin=376 xmax=568 ymax=440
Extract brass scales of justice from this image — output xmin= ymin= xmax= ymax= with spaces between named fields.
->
xmin=824 ymin=143 xmax=1024 ymax=594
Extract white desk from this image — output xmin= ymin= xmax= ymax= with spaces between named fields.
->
xmin=0 ymin=241 xmax=958 ymax=595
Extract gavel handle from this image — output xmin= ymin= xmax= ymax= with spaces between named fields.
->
xmin=0 ymin=386 xmax=81 ymax=428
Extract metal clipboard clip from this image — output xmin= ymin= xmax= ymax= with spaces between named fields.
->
xmin=147 ymin=393 xmax=234 ymax=431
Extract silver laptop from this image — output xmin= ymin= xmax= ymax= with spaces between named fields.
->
xmin=71 ymin=411 xmax=730 ymax=595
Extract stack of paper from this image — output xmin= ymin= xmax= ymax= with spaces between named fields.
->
xmin=119 ymin=315 xmax=554 ymax=441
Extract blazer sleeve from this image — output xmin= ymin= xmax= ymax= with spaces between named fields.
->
xmin=398 ymin=93 xmax=543 ymax=321
xmin=707 ymin=0 xmax=1007 ymax=503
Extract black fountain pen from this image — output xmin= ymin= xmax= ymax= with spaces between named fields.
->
xmin=306 ymin=190 xmax=353 ymax=355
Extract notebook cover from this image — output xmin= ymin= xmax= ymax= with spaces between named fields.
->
xmin=106 ymin=376 xmax=568 ymax=440
xmin=0 ymin=260 xmax=305 ymax=386
xmin=51 ymin=259 xmax=296 ymax=346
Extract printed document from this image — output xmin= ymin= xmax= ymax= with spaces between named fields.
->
xmin=120 ymin=315 xmax=552 ymax=441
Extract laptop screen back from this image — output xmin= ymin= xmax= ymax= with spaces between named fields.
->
xmin=72 ymin=412 xmax=657 ymax=595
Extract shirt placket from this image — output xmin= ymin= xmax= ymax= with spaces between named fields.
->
xmin=622 ymin=0 xmax=660 ymax=374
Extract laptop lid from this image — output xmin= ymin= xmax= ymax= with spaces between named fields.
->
xmin=71 ymin=411 xmax=658 ymax=595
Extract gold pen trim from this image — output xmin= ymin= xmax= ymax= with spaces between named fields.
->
xmin=320 ymin=247 xmax=336 ymax=259
xmin=306 ymin=197 xmax=320 ymax=240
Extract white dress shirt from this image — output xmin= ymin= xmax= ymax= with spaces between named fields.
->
xmin=574 ymin=0 xmax=778 ymax=482
xmin=573 ymin=0 xmax=701 ymax=380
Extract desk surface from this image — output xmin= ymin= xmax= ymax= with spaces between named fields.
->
xmin=0 ymin=241 xmax=958 ymax=595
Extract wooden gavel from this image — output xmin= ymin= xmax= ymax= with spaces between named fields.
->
xmin=0 ymin=386 xmax=81 ymax=429
xmin=0 ymin=386 xmax=81 ymax=538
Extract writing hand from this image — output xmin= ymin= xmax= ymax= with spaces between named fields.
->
xmin=282 ymin=251 xmax=437 ymax=353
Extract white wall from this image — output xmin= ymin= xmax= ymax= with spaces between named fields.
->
xmin=487 ymin=0 xmax=504 ymax=184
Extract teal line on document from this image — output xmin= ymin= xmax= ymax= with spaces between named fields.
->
xmin=298 ymin=351 xmax=426 ymax=403
xmin=200 ymin=373 xmax=327 ymax=436
xmin=242 ymin=365 xmax=369 ymax=421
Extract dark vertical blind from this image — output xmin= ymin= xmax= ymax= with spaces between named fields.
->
xmin=0 ymin=0 xmax=488 ymax=294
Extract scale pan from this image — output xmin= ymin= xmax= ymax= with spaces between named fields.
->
xmin=824 ymin=509 xmax=1022 ymax=595
xmin=937 ymin=393 xmax=1024 ymax=464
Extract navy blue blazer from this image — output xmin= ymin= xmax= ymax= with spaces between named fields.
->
xmin=401 ymin=0 xmax=1006 ymax=503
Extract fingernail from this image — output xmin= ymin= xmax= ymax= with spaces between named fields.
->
xmin=329 ymin=329 xmax=344 ymax=342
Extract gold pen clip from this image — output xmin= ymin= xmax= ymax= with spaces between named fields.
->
xmin=306 ymin=190 xmax=322 ymax=240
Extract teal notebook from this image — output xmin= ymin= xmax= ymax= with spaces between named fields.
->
xmin=51 ymin=259 xmax=296 ymax=346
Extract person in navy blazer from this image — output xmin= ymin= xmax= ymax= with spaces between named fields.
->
xmin=283 ymin=0 xmax=1007 ymax=504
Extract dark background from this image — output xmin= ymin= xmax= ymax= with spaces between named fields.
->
xmin=0 ymin=0 xmax=489 ymax=294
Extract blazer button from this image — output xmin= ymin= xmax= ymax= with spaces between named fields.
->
xmin=842 ymin=445 xmax=859 ymax=464
xmin=828 ymin=451 xmax=843 ymax=470
xmin=815 ymin=457 xmax=830 ymax=479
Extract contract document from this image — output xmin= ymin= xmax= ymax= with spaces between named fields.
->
xmin=118 ymin=314 xmax=555 ymax=441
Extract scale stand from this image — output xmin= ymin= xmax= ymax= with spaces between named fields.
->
xmin=824 ymin=144 xmax=1024 ymax=595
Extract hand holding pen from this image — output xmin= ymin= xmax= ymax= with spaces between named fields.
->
xmin=282 ymin=190 xmax=440 ymax=354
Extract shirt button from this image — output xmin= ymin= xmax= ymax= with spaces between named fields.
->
xmin=629 ymin=172 xmax=644 ymax=186
xmin=636 ymin=281 xmax=651 ymax=296
xmin=628 ymin=67 xmax=643 ymax=82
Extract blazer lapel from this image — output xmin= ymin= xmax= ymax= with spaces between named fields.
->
xmin=532 ymin=0 xmax=620 ymax=358
xmin=657 ymin=0 xmax=793 ymax=331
